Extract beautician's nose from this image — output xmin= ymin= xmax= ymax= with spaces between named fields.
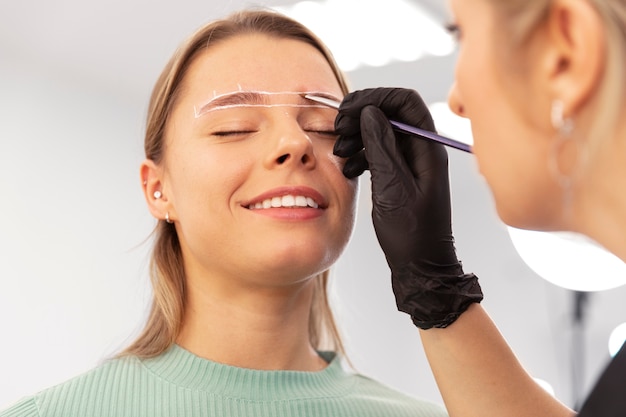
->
xmin=448 ymin=81 xmax=466 ymax=118
xmin=264 ymin=119 xmax=317 ymax=170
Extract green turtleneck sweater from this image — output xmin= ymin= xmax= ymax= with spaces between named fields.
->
xmin=0 ymin=345 xmax=447 ymax=417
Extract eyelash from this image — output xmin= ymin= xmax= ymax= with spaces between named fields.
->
xmin=445 ymin=22 xmax=462 ymax=41
xmin=212 ymin=130 xmax=256 ymax=137
xmin=307 ymin=129 xmax=338 ymax=138
xmin=212 ymin=129 xmax=337 ymax=139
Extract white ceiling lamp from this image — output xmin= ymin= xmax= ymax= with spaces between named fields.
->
xmin=609 ymin=323 xmax=626 ymax=357
xmin=429 ymin=102 xmax=626 ymax=292
xmin=508 ymin=227 xmax=626 ymax=291
xmin=274 ymin=0 xmax=455 ymax=72
xmin=508 ymin=229 xmax=626 ymax=292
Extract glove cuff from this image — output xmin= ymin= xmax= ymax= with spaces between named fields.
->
xmin=391 ymin=264 xmax=483 ymax=330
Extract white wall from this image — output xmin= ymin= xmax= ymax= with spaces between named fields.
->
xmin=0 ymin=59 xmax=152 ymax=405
xmin=2 ymin=39 xmax=626 ymax=414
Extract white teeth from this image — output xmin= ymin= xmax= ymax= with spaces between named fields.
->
xmin=248 ymin=194 xmax=320 ymax=209
xmin=295 ymin=196 xmax=307 ymax=207
xmin=282 ymin=195 xmax=295 ymax=207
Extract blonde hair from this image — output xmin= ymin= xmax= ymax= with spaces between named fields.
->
xmin=488 ymin=0 xmax=626 ymax=156
xmin=121 ymin=9 xmax=350 ymax=358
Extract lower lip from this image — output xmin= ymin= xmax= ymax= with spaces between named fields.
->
xmin=246 ymin=207 xmax=324 ymax=220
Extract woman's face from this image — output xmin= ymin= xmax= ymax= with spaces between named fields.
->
xmin=159 ymin=34 xmax=357 ymax=287
xmin=447 ymin=0 xmax=564 ymax=229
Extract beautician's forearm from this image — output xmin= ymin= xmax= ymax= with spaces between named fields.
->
xmin=419 ymin=304 xmax=575 ymax=417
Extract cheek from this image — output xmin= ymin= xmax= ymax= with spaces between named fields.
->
xmin=453 ymin=32 xmax=564 ymax=228
xmin=168 ymin=144 xmax=253 ymax=213
xmin=334 ymin=172 xmax=359 ymax=241
xmin=473 ymin=124 xmax=561 ymax=229
xmin=328 ymin=178 xmax=359 ymax=265
xmin=318 ymin=144 xmax=359 ymax=230
xmin=457 ymin=45 xmax=499 ymax=121
xmin=456 ymin=44 xmax=517 ymax=160
xmin=339 ymin=178 xmax=359 ymax=232
xmin=320 ymin=143 xmax=356 ymax=197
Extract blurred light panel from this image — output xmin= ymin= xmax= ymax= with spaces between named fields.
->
xmin=428 ymin=101 xmax=473 ymax=146
xmin=274 ymin=0 xmax=455 ymax=71
xmin=508 ymin=229 xmax=626 ymax=292
xmin=609 ymin=323 xmax=626 ymax=357
xmin=533 ymin=378 xmax=556 ymax=397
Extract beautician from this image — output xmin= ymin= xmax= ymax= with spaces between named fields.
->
xmin=334 ymin=0 xmax=626 ymax=416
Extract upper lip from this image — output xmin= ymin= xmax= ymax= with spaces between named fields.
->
xmin=242 ymin=186 xmax=328 ymax=209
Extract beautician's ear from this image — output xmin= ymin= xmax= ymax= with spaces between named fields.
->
xmin=140 ymin=159 xmax=169 ymax=220
xmin=543 ymin=0 xmax=605 ymax=115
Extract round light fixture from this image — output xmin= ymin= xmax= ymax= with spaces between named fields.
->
xmin=533 ymin=378 xmax=556 ymax=397
xmin=507 ymin=228 xmax=626 ymax=292
xmin=609 ymin=322 xmax=626 ymax=357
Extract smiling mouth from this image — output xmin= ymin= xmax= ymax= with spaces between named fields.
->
xmin=247 ymin=194 xmax=320 ymax=210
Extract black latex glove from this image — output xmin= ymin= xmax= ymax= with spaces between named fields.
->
xmin=334 ymin=88 xmax=482 ymax=329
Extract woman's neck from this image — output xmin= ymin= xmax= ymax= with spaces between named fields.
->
xmin=579 ymin=195 xmax=626 ymax=263
xmin=575 ymin=135 xmax=626 ymax=262
xmin=176 ymin=274 xmax=327 ymax=371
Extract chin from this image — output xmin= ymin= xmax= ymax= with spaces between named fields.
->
xmin=261 ymin=244 xmax=341 ymax=280
xmin=276 ymin=250 xmax=337 ymax=274
xmin=495 ymin=201 xmax=564 ymax=232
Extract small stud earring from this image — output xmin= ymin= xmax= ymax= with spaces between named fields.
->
xmin=551 ymin=100 xmax=574 ymax=135
xmin=153 ymin=191 xmax=162 ymax=199
xmin=165 ymin=212 xmax=173 ymax=224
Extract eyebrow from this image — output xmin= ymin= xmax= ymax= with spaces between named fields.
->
xmin=194 ymin=91 xmax=266 ymax=115
xmin=194 ymin=91 xmax=342 ymax=117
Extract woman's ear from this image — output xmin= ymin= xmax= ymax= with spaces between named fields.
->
xmin=543 ymin=0 xmax=605 ymax=116
xmin=140 ymin=159 xmax=168 ymax=221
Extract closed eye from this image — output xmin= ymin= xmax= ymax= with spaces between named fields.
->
xmin=212 ymin=130 xmax=257 ymax=137
xmin=306 ymin=129 xmax=339 ymax=139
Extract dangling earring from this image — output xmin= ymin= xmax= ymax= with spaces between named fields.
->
xmin=549 ymin=99 xmax=576 ymax=217
xmin=165 ymin=212 xmax=173 ymax=224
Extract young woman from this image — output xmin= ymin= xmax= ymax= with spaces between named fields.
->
xmin=333 ymin=0 xmax=625 ymax=416
xmin=0 ymin=9 xmax=447 ymax=417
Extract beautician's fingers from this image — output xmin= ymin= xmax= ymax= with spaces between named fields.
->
xmin=334 ymin=87 xmax=441 ymax=180
xmin=333 ymin=132 xmax=363 ymax=158
xmin=360 ymin=105 xmax=458 ymax=270
xmin=360 ymin=106 xmax=424 ymax=264
xmin=339 ymin=92 xmax=482 ymax=330
xmin=360 ymin=106 xmax=416 ymax=200
xmin=341 ymin=150 xmax=368 ymax=179
xmin=334 ymin=128 xmax=368 ymax=178
xmin=339 ymin=88 xmax=436 ymax=132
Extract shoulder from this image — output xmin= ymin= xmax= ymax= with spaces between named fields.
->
xmin=0 ymin=397 xmax=40 ymax=417
xmin=0 ymin=356 xmax=145 ymax=417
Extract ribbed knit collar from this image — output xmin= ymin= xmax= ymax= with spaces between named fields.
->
xmin=139 ymin=344 xmax=355 ymax=401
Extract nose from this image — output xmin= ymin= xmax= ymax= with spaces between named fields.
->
xmin=264 ymin=117 xmax=317 ymax=170
xmin=447 ymin=81 xmax=466 ymax=118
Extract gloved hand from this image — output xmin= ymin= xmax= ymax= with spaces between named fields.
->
xmin=334 ymin=88 xmax=482 ymax=329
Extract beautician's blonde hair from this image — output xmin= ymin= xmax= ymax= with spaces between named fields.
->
xmin=121 ymin=9 xmax=350 ymax=358
xmin=489 ymin=0 xmax=626 ymax=157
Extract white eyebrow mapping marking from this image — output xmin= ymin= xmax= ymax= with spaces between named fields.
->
xmin=193 ymin=90 xmax=341 ymax=118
